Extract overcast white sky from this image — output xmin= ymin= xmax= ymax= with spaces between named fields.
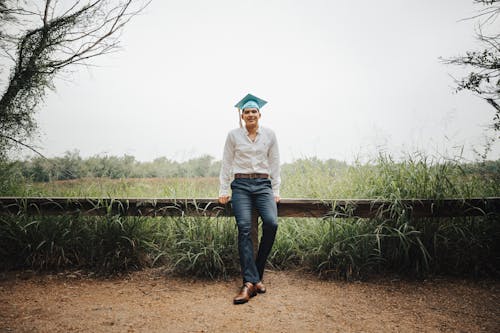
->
xmin=25 ymin=0 xmax=500 ymax=163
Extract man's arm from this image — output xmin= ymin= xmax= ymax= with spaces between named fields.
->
xmin=218 ymin=132 xmax=234 ymax=204
xmin=268 ymin=130 xmax=281 ymax=202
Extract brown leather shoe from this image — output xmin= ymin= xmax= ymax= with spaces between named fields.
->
xmin=233 ymin=282 xmax=257 ymax=304
xmin=254 ymin=281 xmax=266 ymax=294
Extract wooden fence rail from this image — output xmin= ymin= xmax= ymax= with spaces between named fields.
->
xmin=1 ymin=197 xmax=499 ymax=218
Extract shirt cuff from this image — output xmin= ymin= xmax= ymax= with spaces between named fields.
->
xmin=219 ymin=189 xmax=229 ymax=197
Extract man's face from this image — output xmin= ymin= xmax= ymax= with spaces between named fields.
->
xmin=241 ymin=108 xmax=261 ymax=126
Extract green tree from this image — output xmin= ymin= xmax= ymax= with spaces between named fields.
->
xmin=0 ymin=0 xmax=149 ymax=158
xmin=444 ymin=0 xmax=500 ymax=132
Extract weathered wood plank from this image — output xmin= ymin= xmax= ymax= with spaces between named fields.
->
xmin=0 ymin=197 xmax=499 ymax=218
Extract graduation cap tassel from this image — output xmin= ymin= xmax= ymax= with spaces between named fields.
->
xmin=238 ymin=108 xmax=243 ymax=128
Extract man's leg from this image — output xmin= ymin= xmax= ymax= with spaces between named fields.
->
xmin=231 ymin=179 xmax=260 ymax=284
xmin=253 ymin=179 xmax=278 ymax=281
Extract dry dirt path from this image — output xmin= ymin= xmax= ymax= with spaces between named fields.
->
xmin=0 ymin=269 xmax=498 ymax=333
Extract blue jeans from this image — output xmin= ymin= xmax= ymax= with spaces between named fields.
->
xmin=231 ymin=178 xmax=278 ymax=284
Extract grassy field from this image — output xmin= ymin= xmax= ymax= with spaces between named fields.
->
xmin=25 ymin=177 xmax=220 ymax=198
xmin=1 ymin=154 xmax=499 ymax=279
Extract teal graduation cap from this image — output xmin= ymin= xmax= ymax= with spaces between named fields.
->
xmin=234 ymin=93 xmax=267 ymax=110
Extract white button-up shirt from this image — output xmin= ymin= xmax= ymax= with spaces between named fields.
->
xmin=219 ymin=126 xmax=280 ymax=197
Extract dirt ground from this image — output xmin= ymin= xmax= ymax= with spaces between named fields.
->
xmin=0 ymin=269 xmax=498 ymax=333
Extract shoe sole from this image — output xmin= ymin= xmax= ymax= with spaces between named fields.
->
xmin=233 ymin=299 xmax=249 ymax=305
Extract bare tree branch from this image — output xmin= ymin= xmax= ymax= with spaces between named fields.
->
xmin=442 ymin=1 xmax=500 ymax=132
xmin=0 ymin=0 xmax=150 ymax=156
xmin=0 ymin=133 xmax=47 ymax=159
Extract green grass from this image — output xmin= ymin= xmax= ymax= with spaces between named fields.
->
xmin=0 ymin=153 xmax=498 ymax=279
xmin=19 ymin=177 xmax=219 ymax=198
xmin=5 ymin=153 xmax=499 ymax=199
xmin=0 ymin=214 xmax=155 ymax=273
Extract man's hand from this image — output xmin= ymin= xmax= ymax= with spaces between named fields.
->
xmin=218 ymin=195 xmax=230 ymax=204
xmin=274 ymin=195 xmax=281 ymax=203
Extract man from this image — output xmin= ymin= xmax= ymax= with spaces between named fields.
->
xmin=218 ymin=93 xmax=281 ymax=304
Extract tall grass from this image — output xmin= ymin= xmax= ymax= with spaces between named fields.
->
xmin=282 ymin=154 xmax=499 ymax=199
xmin=0 ymin=153 xmax=498 ymax=279
xmin=0 ymin=214 xmax=155 ymax=273
xmin=155 ymin=216 xmax=240 ymax=279
xmin=280 ymin=153 xmax=499 ymax=278
xmin=17 ymin=177 xmax=219 ymax=198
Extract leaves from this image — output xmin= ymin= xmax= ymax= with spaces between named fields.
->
xmin=443 ymin=1 xmax=500 ymax=131
xmin=0 ymin=0 xmax=149 ymax=155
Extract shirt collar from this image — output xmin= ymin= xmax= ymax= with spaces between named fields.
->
xmin=243 ymin=126 xmax=260 ymax=135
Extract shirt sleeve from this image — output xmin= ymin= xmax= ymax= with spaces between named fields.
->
xmin=219 ymin=132 xmax=235 ymax=196
xmin=268 ymin=130 xmax=281 ymax=196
